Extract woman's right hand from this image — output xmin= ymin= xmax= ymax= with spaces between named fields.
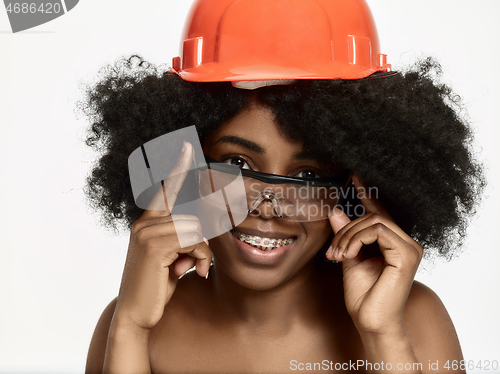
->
xmin=112 ymin=141 xmax=212 ymax=331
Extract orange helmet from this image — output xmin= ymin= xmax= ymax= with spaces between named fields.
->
xmin=172 ymin=0 xmax=391 ymax=87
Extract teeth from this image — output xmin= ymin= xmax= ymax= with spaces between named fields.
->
xmin=232 ymin=230 xmax=295 ymax=251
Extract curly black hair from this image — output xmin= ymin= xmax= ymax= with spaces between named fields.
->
xmin=78 ymin=55 xmax=485 ymax=260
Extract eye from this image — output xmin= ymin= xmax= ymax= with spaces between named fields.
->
xmin=222 ymin=156 xmax=251 ymax=170
xmin=295 ymin=169 xmax=322 ymax=179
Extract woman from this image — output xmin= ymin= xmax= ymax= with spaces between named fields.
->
xmin=83 ymin=1 xmax=484 ymax=373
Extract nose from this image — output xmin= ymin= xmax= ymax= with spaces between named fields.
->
xmin=247 ymin=190 xmax=283 ymax=218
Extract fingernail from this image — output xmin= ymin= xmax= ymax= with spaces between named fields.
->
xmin=181 ymin=141 xmax=188 ymax=152
xmin=327 ymin=245 xmax=333 ymax=256
xmin=333 ymin=247 xmax=339 ymax=257
xmin=205 ymin=269 xmax=210 ymax=280
xmin=203 ymin=237 xmax=209 ymax=246
xmin=178 ymin=271 xmax=187 ymax=280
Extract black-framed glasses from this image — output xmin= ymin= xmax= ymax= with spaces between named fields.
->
xmin=198 ymin=154 xmax=351 ymax=222
xmin=203 ymin=154 xmax=350 ymax=187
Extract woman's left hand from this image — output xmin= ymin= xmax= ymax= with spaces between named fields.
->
xmin=326 ymin=175 xmax=423 ymax=336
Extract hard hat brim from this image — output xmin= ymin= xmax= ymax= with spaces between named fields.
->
xmin=176 ymin=61 xmax=392 ymax=83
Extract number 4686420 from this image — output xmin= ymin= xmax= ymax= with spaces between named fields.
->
xmin=5 ymin=2 xmax=62 ymax=14
xmin=444 ymin=360 xmax=498 ymax=371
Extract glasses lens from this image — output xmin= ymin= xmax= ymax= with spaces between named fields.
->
xmin=198 ymin=163 xmax=249 ymax=213
xmin=198 ymin=161 xmax=343 ymax=222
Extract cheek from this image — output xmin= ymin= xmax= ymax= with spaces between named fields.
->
xmin=302 ymin=220 xmax=333 ymax=250
xmin=207 ymin=232 xmax=234 ymax=263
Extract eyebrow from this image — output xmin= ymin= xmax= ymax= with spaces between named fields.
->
xmin=215 ymin=135 xmax=264 ymax=153
xmin=214 ymin=135 xmax=316 ymax=160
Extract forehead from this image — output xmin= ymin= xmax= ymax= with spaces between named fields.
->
xmin=204 ymin=101 xmax=305 ymax=154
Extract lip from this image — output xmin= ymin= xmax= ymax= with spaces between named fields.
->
xmin=230 ymin=229 xmax=296 ymax=265
xmin=231 ymin=227 xmax=296 ymax=240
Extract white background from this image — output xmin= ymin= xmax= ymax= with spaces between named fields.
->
xmin=0 ymin=1 xmax=499 ymax=373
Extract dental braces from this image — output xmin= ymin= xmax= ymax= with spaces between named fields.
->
xmin=232 ymin=231 xmax=295 ymax=248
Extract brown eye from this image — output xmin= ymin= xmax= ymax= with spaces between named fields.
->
xmin=223 ymin=156 xmax=251 ymax=170
xmin=295 ymin=170 xmax=321 ymax=179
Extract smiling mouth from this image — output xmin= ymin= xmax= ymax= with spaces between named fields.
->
xmin=230 ymin=229 xmax=296 ymax=251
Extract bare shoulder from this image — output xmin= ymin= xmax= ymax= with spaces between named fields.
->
xmin=404 ymin=281 xmax=464 ymax=372
xmin=85 ymin=297 xmax=118 ymax=374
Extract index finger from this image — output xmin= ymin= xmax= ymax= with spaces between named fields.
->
xmin=328 ymin=207 xmax=352 ymax=234
xmin=143 ymin=141 xmax=194 ymax=217
xmin=353 ymin=175 xmax=394 ymax=222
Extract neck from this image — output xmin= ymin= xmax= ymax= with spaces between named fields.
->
xmin=211 ymin=260 xmax=323 ymax=335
